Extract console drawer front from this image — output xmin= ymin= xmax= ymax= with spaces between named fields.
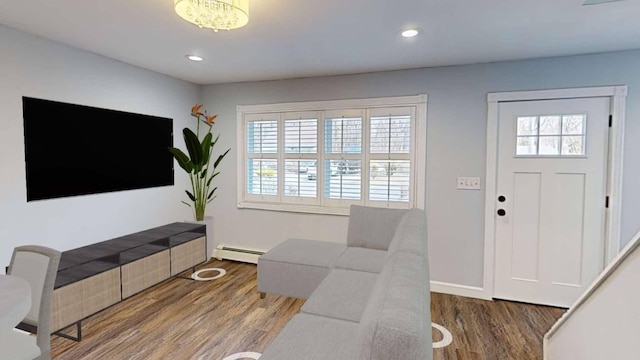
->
xmin=170 ymin=236 xmax=206 ymax=275
xmin=121 ymin=250 xmax=170 ymax=299
xmin=51 ymin=268 xmax=121 ymax=332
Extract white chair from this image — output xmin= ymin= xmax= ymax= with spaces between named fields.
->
xmin=3 ymin=245 xmax=61 ymax=360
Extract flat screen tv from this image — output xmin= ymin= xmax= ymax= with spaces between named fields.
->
xmin=23 ymin=97 xmax=174 ymax=201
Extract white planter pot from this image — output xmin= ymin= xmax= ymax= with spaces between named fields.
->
xmin=186 ymin=215 xmax=215 ymax=259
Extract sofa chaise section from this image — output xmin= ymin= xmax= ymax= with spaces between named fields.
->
xmin=257 ymin=238 xmax=345 ymax=299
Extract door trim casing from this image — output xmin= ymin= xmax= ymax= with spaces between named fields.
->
xmin=482 ymin=86 xmax=627 ymax=301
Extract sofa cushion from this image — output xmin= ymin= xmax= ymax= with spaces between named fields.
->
xmin=358 ymin=252 xmax=432 ymax=360
xmin=258 ymin=239 xmax=346 ymax=299
xmin=259 ymin=313 xmax=360 ymax=360
xmin=335 ymin=247 xmax=386 ymax=274
xmin=385 ymin=208 xmax=427 ymax=262
xmin=347 ymin=205 xmax=408 ymax=250
xmin=301 ymin=269 xmax=379 ymax=322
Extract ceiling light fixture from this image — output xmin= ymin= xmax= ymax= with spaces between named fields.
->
xmin=174 ymin=0 xmax=249 ymax=32
xmin=401 ymin=29 xmax=419 ymax=38
xmin=186 ymin=55 xmax=204 ymax=62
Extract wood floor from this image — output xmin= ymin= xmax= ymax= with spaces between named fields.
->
xmin=430 ymin=293 xmax=564 ymax=359
xmin=51 ymin=259 xmax=564 ymax=360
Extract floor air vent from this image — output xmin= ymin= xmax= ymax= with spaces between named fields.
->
xmin=214 ymin=245 xmax=265 ymax=264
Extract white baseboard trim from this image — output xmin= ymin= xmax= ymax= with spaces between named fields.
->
xmin=213 ymin=244 xmax=265 ymax=264
xmin=430 ymin=281 xmax=491 ymax=300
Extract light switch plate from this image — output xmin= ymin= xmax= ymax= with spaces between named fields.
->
xmin=457 ymin=177 xmax=481 ymax=190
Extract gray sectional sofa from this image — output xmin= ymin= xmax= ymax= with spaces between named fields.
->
xmin=257 ymin=205 xmax=432 ymax=360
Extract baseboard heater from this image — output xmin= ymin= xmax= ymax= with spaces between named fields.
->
xmin=214 ymin=244 xmax=265 ymax=264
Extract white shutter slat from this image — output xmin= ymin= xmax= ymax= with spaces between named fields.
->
xmin=247 ymin=120 xmax=278 ymax=154
xmin=370 ymin=115 xmax=411 ymax=154
xmin=368 ymin=110 xmax=412 ymax=206
xmin=247 ymin=159 xmax=278 ymax=196
xmin=284 ymin=160 xmax=317 ymax=199
xmin=368 ymin=160 xmax=410 ymax=203
xmin=324 ymin=117 xmax=362 ymax=155
xmin=324 ymin=159 xmax=362 ymax=201
xmin=284 ymin=118 xmax=317 ymax=154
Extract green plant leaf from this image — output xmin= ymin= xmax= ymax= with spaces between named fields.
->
xmin=168 ymin=147 xmax=194 ymax=173
xmin=207 ymin=187 xmax=218 ymax=200
xmin=206 ymin=172 xmax=220 ymax=187
xmin=212 ymin=134 xmax=220 ymax=147
xmin=183 ymin=128 xmax=203 ymax=170
xmin=185 ymin=190 xmax=196 ymax=201
xmin=201 ymin=133 xmax=212 ymax=164
xmin=214 ymin=148 xmax=230 ymax=169
xmin=181 ymin=201 xmax=192 ymax=207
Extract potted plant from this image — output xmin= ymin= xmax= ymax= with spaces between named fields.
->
xmin=168 ymin=104 xmax=230 ymax=221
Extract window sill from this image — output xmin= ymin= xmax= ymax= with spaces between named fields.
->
xmin=237 ymin=201 xmax=351 ymax=216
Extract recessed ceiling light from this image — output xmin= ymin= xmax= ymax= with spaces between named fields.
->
xmin=401 ymin=29 xmax=419 ymax=38
xmin=186 ymin=55 xmax=204 ymax=62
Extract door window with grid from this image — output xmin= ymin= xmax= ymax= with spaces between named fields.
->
xmin=238 ymin=96 xmax=426 ymax=214
xmin=515 ymin=114 xmax=587 ymax=156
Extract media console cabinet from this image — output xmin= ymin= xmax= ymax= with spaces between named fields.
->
xmin=43 ymin=222 xmax=207 ymax=341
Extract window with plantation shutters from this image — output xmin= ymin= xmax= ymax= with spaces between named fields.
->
xmin=238 ymin=95 xmax=427 ymax=215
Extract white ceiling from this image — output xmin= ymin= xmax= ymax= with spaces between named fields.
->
xmin=1 ymin=0 xmax=639 ymax=85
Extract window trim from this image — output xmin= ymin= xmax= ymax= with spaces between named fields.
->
xmin=237 ymin=95 xmax=427 ymax=215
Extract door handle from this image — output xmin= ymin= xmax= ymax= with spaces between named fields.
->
xmin=497 ymin=209 xmax=506 ymax=216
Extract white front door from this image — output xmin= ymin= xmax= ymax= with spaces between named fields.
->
xmin=493 ymin=97 xmax=610 ymax=307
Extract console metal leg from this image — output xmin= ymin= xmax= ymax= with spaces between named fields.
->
xmin=175 ymin=276 xmax=196 ymax=280
xmin=175 ymin=266 xmax=197 ymax=281
xmin=54 ymin=321 xmax=82 ymax=342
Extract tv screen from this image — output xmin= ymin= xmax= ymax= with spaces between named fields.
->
xmin=23 ymin=97 xmax=174 ymax=201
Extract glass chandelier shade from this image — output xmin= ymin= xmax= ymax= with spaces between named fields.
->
xmin=174 ymin=0 xmax=249 ymax=32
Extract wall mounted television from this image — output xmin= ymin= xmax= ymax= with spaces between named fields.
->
xmin=23 ymin=97 xmax=174 ymax=201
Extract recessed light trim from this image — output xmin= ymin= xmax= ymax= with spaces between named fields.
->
xmin=401 ymin=29 xmax=419 ymax=38
xmin=186 ymin=55 xmax=204 ymax=62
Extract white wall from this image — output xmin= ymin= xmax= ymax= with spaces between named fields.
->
xmin=0 ymin=25 xmax=199 ymax=266
xmin=544 ymin=230 xmax=640 ymax=360
xmin=202 ymin=49 xmax=640 ymax=288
